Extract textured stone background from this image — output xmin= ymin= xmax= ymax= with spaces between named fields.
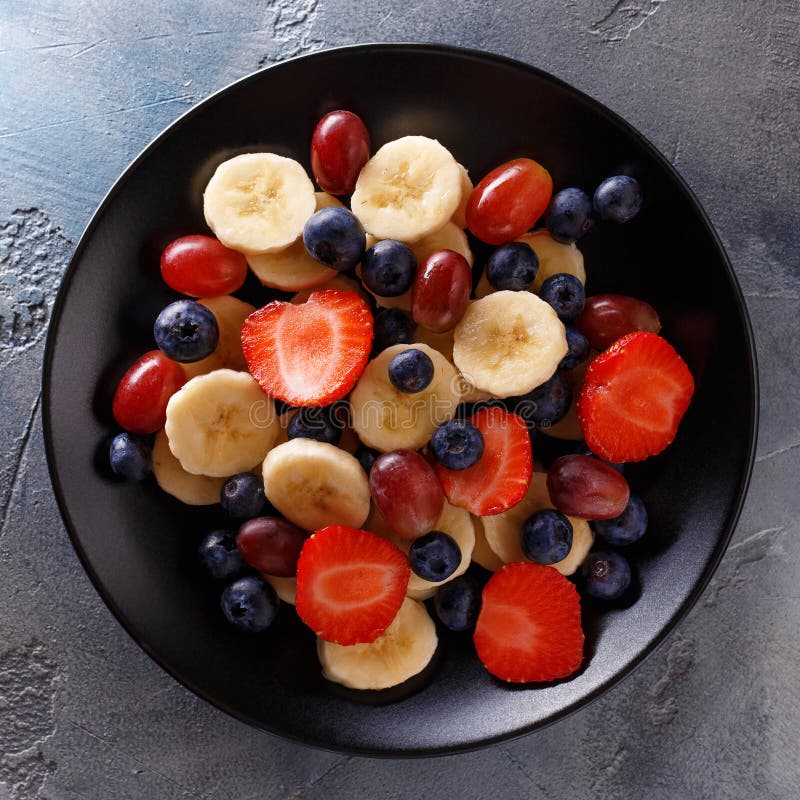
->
xmin=1 ymin=1 xmax=799 ymax=798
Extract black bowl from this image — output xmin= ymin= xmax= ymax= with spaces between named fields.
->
xmin=42 ymin=44 xmax=757 ymax=756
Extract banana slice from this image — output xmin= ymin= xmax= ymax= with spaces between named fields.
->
xmin=471 ymin=515 xmax=504 ymax=572
xmin=475 ymin=229 xmax=587 ymax=299
xmin=481 ymin=472 xmax=593 ymax=576
xmin=317 ymin=597 xmax=437 ymax=690
xmin=451 ymin=164 xmax=472 ymax=228
xmin=350 ymin=343 xmax=460 ymax=452
xmin=182 ymin=295 xmax=256 ymax=380
xmin=246 ymin=192 xmax=343 ymax=290
xmin=203 ymin=152 xmax=316 ymax=255
xmin=409 ymin=221 xmax=473 ymax=268
xmin=261 ymin=438 xmax=370 ymax=530
xmin=453 ymin=291 xmax=567 ymax=398
xmin=151 ymin=429 xmax=225 ymax=505
xmin=351 ymin=136 xmax=461 ymax=242
xmin=538 ymin=356 xmax=594 ymax=441
xmin=291 ymin=273 xmax=366 ymax=304
xmin=165 ymin=369 xmax=280 ymax=477
xmin=264 ymin=575 xmax=296 ymax=605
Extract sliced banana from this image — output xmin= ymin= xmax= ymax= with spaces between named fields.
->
xmin=151 ymin=429 xmax=225 ymax=505
xmin=261 ymin=438 xmax=370 ymax=530
xmin=291 ymin=273 xmax=366 ymax=304
xmin=264 ymin=575 xmax=296 ymax=605
xmin=351 ymin=136 xmax=461 ymax=242
xmin=350 ymin=343 xmax=460 ymax=452
xmin=453 ymin=291 xmax=567 ymax=398
xmin=165 ymin=369 xmax=279 ymax=477
xmin=203 ymin=152 xmax=316 ymax=255
xmin=471 ymin=515 xmax=504 ymax=572
xmin=182 ymin=295 xmax=256 ymax=380
xmin=451 ymin=164 xmax=472 ymax=228
xmin=317 ymin=597 xmax=437 ymax=690
xmin=481 ymin=472 xmax=593 ymax=576
xmin=538 ymin=356 xmax=594 ymax=441
xmin=246 ymin=191 xmax=343 ymax=290
xmin=409 ymin=221 xmax=473 ymax=268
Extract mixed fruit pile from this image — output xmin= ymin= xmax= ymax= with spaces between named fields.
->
xmin=105 ymin=109 xmax=694 ymax=690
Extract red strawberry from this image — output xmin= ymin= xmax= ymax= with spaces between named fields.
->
xmin=241 ymin=290 xmax=373 ymax=406
xmin=434 ymin=406 xmax=532 ymax=516
xmin=295 ymin=525 xmax=410 ymax=645
xmin=473 ymin=562 xmax=584 ymax=683
xmin=577 ymin=331 xmax=694 ymax=463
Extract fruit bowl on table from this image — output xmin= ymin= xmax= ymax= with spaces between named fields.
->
xmin=43 ymin=44 xmax=757 ymax=756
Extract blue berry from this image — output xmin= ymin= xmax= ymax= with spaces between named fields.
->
xmin=408 ymin=531 xmax=462 ymax=582
xmin=431 ymin=420 xmax=484 ymax=470
xmin=593 ymin=494 xmax=648 ymax=545
xmin=154 ymin=299 xmax=219 ymax=363
xmin=108 ymin=432 xmax=152 ymax=480
xmin=388 ymin=348 xmax=434 ymax=393
xmin=360 ymin=240 xmax=417 ymax=297
xmin=582 ymin=551 xmax=631 ymax=599
xmin=302 ymin=207 xmax=366 ymax=271
xmin=574 ymin=443 xmax=625 ymax=473
xmin=593 ymin=176 xmax=643 ymax=223
xmin=486 ymin=242 xmax=539 ymax=291
xmin=372 ymin=308 xmax=414 ymax=353
xmin=220 ymin=575 xmax=279 ymax=632
xmin=547 ymin=187 xmax=594 ymax=243
xmin=198 ymin=529 xmax=247 ymax=580
xmin=220 ymin=473 xmax=267 ymax=520
xmin=559 ymin=325 xmax=591 ymax=370
xmin=511 ymin=372 xmax=572 ymax=428
xmin=434 ymin=575 xmax=481 ymax=631
xmin=539 ymin=273 xmax=585 ymax=321
xmin=355 ymin=444 xmax=379 ymax=475
xmin=521 ymin=509 xmax=573 ymax=564
xmin=287 ymin=406 xmax=342 ymax=445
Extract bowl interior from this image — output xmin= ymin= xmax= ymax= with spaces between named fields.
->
xmin=44 ymin=45 xmax=755 ymax=755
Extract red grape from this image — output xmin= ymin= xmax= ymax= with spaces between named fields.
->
xmin=411 ymin=249 xmax=472 ymax=332
xmin=369 ymin=450 xmax=444 ymax=539
xmin=546 ymin=455 xmax=630 ymax=520
xmin=237 ymin=516 xmax=309 ymax=577
xmin=575 ymin=294 xmax=661 ymax=351
xmin=112 ymin=350 xmax=186 ymax=434
xmin=310 ymin=110 xmax=371 ymax=195
xmin=466 ymin=158 xmax=553 ymax=244
xmin=160 ymin=235 xmax=247 ymax=297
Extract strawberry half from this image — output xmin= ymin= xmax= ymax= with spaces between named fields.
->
xmin=577 ymin=331 xmax=694 ymax=463
xmin=474 ymin=562 xmax=584 ymax=683
xmin=241 ymin=290 xmax=373 ymax=406
xmin=295 ymin=525 xmax=410 ymax=645
xmin=434 ymin=406 xmax=532 ymax=516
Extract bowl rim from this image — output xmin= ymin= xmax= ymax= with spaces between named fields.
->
xmin=41 ymin=41 xmax=759 ymax=757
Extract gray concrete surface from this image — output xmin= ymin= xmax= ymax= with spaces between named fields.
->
xmin=1 ymin=1 xmax=798 ymax=797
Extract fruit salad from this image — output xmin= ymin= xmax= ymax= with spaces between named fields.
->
xmin=104 ymin=109 xmax=694 ymax=692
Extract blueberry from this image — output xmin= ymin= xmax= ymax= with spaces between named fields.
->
xmin=108 ymin=432 xmax=152 ymax=480
xmin=593 ymin=176 xmax=643 ymax=223
xmin=521 ymin=509 xmax=573 ymax=564
xmin=559 ymin=325 xmax=591 ymax=370
xmin=360 ymin=240 xmax=417 ymax=297
xmin=486 ymin=242 xmax=539 ymax=291
xmin=593 ymin=494 xmax=648 ymax=545
xmin=287 ymin=406 xmax=342 ymax=445
xmin=511 ymin=372 xmax=572 ymax=428
xmin=220 ymin=575 xmax=279 ymax=632
xmin=302 ymin=207 xmax=366 ymax=271
xmin=154 ymin=299 xmax=219 ymax=363
xmin=372 ymin=308 xmax=415 ymax=353
xmin=388 ymin=348 xmax=434 ymax=393
xmin=355 ymin=444 xmax=379 ymax=475
xmin=582 ymin=550 xmax=631 ymax=599
xmin=220 ymin=473 xmax=267 ymax=520
xmin=431 ymin=420 xmax=484 ymax=470
xmin=408 ymin=531 xmax=462 ymax=582
xmin=547 ymin=187 xmax=594 ymax=244
xmin=198 ymin=529 xmax=247 ymax=580
xmin=539 ymin=273 xmax=586 ymax=321
xmin=574 ymin=443 xmax=625 ymax=473
xmin=434 ymin=575 xmax=481 ymax=631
